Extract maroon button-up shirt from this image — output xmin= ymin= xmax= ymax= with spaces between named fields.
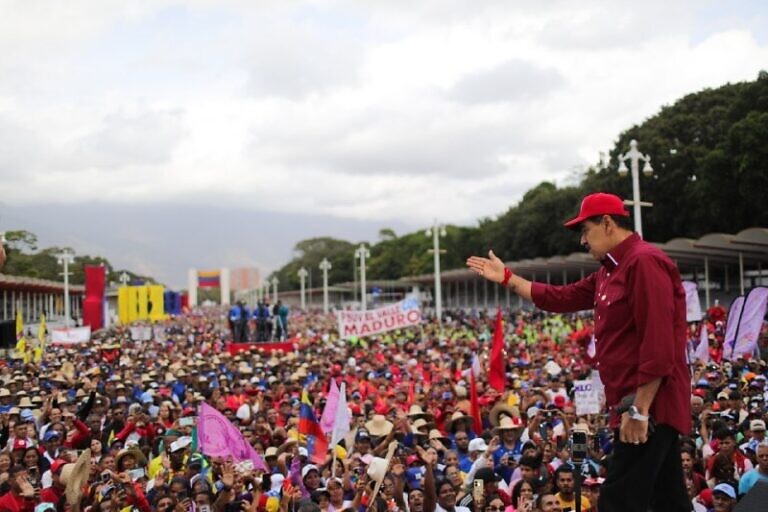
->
xmin=531 ymin=233 xmax=691 ymax=434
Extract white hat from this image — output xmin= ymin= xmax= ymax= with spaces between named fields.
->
xmin=468 ymin=438 xmax=488 ymax=453
xmin=301 ymin=464 xmax=319 ymax=479
xmin=750 ymin=419 xmax=766 ymax=431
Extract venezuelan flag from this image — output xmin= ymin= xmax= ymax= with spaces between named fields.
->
xmin=197 ymin=270 xmax=221 ymax=288
xmin=299 ymin=390 xmax=329 ymax=464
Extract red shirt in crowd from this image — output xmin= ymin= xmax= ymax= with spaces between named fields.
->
xmin=0 ymin=492 xmax=35 ymax=512
xmin=531 ymin=233 xmax=691 ymax=434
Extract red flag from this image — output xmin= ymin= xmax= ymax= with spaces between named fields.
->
xmin=469 ymin=369 xmax=483 ymax=435
xmin=406 ymin=380 xmax=415 ymax=409
xmin=489 ymin=308 xmax=506 ymax=393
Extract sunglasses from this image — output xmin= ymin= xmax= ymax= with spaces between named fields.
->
xmin=486 ymin=507 xmax=505 ymax=512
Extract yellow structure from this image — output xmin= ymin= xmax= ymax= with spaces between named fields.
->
xmin=117 ymin=285 xmax=167 ymax=324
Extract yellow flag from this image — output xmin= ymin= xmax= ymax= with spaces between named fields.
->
xmin=38 ymin=314 xmax=46 ymax=343
xmin=15 ymin=309 xmax=23 ymax=339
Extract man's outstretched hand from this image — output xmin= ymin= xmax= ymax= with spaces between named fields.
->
xmin=466 ymin=250 xmax=505 ymax=283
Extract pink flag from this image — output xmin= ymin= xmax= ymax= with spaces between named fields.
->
xmin=320 ymin=379 xmax=340 ymax=434
xmin=197 ymin=403 xmax=267 ymax=471
xmin=727 ymin=287 xmax=768 ymax=360
xmin=694 ymin=323 xmax=709 ymax=363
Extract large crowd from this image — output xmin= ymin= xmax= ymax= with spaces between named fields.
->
xmin=0 ymin=302 xmax=766 ymax=512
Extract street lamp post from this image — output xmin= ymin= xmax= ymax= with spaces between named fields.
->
xmin=119 ymin=272 xmax=130 ymax=287
xmin=618 ymin=139 xmax=654 ymax=238
xmin=55 ymin=250 xmax=75 ymax=327
xmin=319 ymin=258 xmax=332 ymax=314
xmin=426 ymin=220 xmax=447 ymax=322
xmin=297 ymin=267 xmax=308 ymax=310
xmin=271 ymin=277 xmax=279 ymax=303
xmin=354 ymin=244 xmax=370 ymax=310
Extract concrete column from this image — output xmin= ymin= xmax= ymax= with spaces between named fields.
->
xmin=455 ymin=281 xmax=460 ymax=308
xmin=739 ymin=252 xmax=744 ymax=295
xmin=483 ymin=279 xmax=488 ymax=309
xmin=704 ymin=257 xmax=710 ymax=309
xmin=220 ymin=268 xmax=231 ymax=305
xmin=473 ymin=279 xmax=478 ymax=309
xmin=493 ymin=281 xmax=499 ymax=309
xmin=188 ymin=269 xmax=198 ymax=307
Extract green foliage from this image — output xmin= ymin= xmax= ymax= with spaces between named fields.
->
xmin=270 ymin=237 xmax=357 ymax=291
xmin=2 ymin=234 xmax=154 ymax=285
xmin=270 ymin=73 xmax=768 ymax=288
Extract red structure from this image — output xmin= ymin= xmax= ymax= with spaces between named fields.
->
xmin=82 ymin=266 xmax=106 ymax=331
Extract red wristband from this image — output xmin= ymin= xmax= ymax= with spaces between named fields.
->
xmin=501 ymin=267 xmax=514 ymax=287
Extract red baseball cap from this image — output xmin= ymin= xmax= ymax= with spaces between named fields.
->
xmin=564 ymin=193 xmax=628 ymax=229
xmin=50 ymin=459 xmax=67 ymax=474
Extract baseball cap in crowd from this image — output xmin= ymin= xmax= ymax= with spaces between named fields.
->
xmin=564 ymin=193 xmax=628 ymax=229
xmin=750 ymin=419 xmax=766 ymax=431
xmin=43 ymin=430 xmax=62 ymax=442
xmin=712 ymin=482 xmax=736 ymax=500
xmin=169 ymin=436 xmax=192 ymax=453
xmin=474 ymin=468 xmax=502 ymax=483
xmin=12 ymin=439 xmax=27 ymax=451
xmin=355 ymin=429 xmax=371 ymax=442
xmin=187 ymin=454 xmax=204 ymax=469
xmin=716 ymin=391 xmax=730 ymax=400
xmin=49 ymin=459 xmax=67 ymax=474
xmin=468 ymin=438 xmax=488 ymax=453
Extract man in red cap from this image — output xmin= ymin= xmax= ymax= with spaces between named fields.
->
xmin=467 ymin=192 xmax=691 ymax=512
xmin=39 ymin=460 xmax=66 ymax=505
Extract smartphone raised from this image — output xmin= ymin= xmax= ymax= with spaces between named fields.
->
xmin=472 ymin=479 xmax=484 ymax=501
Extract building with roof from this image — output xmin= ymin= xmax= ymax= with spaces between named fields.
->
xmin=0 ymin=274 xmax=85 ymax=323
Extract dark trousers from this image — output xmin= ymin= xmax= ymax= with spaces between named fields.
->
xmin=599 ymin=425 xmax=690 ymax=512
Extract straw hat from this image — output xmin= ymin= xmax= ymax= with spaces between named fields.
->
xmin=115 ymin=446 xmax=148 ymax=470
xmin=489 ymin=403 xmax=519 ymax=427
xmin=407 ymin=405 xmax=434 ymax=421
xmin=428 ymin=429 xmax=452 ymax=447
xmin=494 ymin=416 xmax=524 ymax=432
xmin=17 ymin=397 xmax=33 ymax=408
xmin=364 ymin=415 xmax=394 ymax=437
xmin=445 ymin=411 xmax=473 ymax=433
xmin=61 ymin=448 xmax=91 ymax=505
xmin=411 ymin=418 xmax=434 ymax=432
xmin=367 ymin=441 xmax=397 ymax=507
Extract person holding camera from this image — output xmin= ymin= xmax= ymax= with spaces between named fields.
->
xmin=467 ymin=193 xmax=691 ymax=511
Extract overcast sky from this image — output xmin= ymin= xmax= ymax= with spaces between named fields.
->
xmin=1 ymin=0 xmax=766 ymax=288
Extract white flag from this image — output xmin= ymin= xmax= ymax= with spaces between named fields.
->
xmin=694 ymin=323 xmax=709 ymax=363
xmin=460 ymin=355 xmax=482 ymax=379
xmin=587 ymin=335 xmax=596 ymax=358
xmin=331 ymin=382 xmax=351 ymax=447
